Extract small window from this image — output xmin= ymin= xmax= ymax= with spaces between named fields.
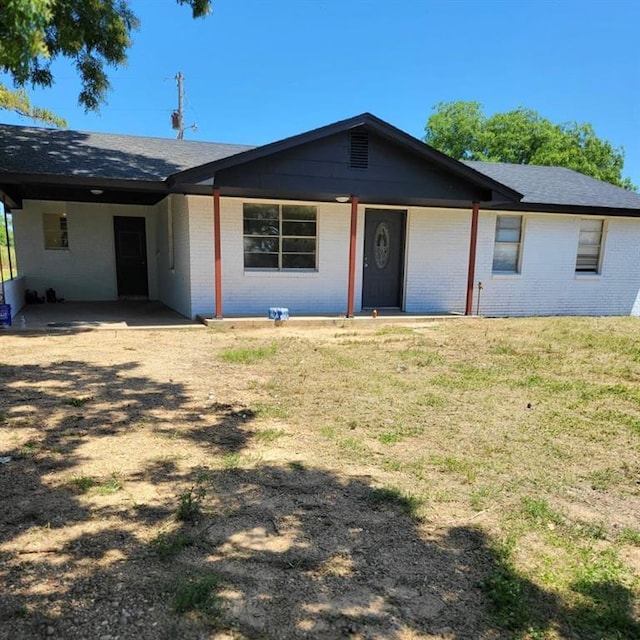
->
xmin=576 ymin=218 xmax=603 ymax=273
xmin=243 ymin=203 xmax=317 ymax=270
xmin=43 ymin=213 xmax=68 ymax=250
xmin=493 ymin=215 xmax=522 ymax=273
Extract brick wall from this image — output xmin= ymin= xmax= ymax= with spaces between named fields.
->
xmin=473 ymin=212 xmax=640 ymax=316
xmin=156 ymin=195 xmax=192 ymax=317
xmin=13 ymin=200 xmax=157 ymax=302
xmin=183 ymin=198 xmax=640 ymax=318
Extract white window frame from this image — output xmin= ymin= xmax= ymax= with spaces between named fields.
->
xmin=243 ymin=203 xmax=317 ymax=271
xmin=575 ymin=218 xmax=604 ymax=274
xmin=492 ymin=215 xmax=523 ymax=274
xmin=43 ymin=213 xmax=69 ymax=250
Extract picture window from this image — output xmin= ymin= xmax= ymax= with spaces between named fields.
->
xmin=243 ymin=203 xmax=317 ymax=270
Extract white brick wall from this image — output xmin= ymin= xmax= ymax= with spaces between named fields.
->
xmin=474 ymin=211 xmax=640 ymax=316
xmin=13 ymin=200 xmax=157 ymax=301
xmin=220 ymin=198 xmax=352 ymax=316
xmin=404 ymin=207 xmax=470 ymax=314
xmin=16 ymin=195 xmax=639 ymax=318
xmin=183 ymin=199 xmax=640 ymax=318
xmin=156 ymin=195 xmax=192 ymax=317
xmin=187 ymin=195 xmax=216 ymax=318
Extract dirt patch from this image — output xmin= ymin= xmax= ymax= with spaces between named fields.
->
xmin=1 ymin=320 xmax=638 ymax=639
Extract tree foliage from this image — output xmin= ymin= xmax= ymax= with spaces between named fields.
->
xmin=424 ymin=101 xmax=635 ymax=190
xmin=0 ymin=0 xmax=212 ymax=125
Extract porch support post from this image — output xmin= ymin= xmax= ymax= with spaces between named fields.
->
xmin=347 ymin=195 xmax=359 ymax=318
xmin=213 ymin=187 xmax=223 ymax=318
xmin=465 ymin=200 xmax=480 ymax=315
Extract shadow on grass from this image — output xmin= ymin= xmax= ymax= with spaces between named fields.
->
xmin=0 ymin=357 xmax=638 ymax=639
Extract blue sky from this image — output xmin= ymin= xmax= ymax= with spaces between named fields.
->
xmin=2 ymin=0 xmax=639 ymax=186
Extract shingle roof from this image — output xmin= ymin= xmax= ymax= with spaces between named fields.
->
xmin=0 ymin=124 xmax=251 ymax=181
xmin=1 ymin=121 xmax=639 ymax=212
xmin=464 ymin=161 xmax=640 ymax=210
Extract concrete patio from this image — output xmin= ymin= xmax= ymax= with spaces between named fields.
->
xmin=1 ymin=300 xmax=202 ymax=332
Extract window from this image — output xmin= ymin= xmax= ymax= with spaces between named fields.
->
xmin=576 ymin=218 xmax=603 ymax=273
xmin=43 ymin=213 xmax=68 ymax=249
xmin=492 ymin=215 xmax=522 ymax=273
xmin=243 ymin=203 xmax=317 ymax=270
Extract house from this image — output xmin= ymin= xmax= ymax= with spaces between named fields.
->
xmin=1 ymin=112 xmax=640 ymax=320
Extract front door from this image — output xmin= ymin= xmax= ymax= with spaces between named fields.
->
xmin=114 ymin=216 xmax=149 ymax=297
xmin=362 ymin=209 xmax=406 ymax=309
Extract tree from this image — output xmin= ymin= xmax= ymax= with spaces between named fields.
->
xmin=424 ymin=101 xmax=635 ymax=190
xmin=0 ymin=0 xmax=212 ymax=126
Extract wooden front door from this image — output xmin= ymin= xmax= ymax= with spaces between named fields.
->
xmin=114 ymin=216 xmax=149 ymax=297
xmin=362 ymin=209 xmax=406 ymax=309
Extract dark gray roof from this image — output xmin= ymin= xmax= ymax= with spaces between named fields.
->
xmin=464 ymin=161 xmax=640 ymax=210
xmin=1 ymin=121 xmax=639 ymax=212
xmin=0 ymin=124 xmax=252 ymax=181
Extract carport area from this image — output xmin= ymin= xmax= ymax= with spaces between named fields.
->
xmin=3 ymin=300 xmax=202 ymax=331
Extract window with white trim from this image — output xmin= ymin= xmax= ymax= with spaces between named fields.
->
xmin=576 ymin=218 xmax=603 ymax=273
xmin=492 ymin=215 xmax=522 ymax=273
xmin=43 ymin=213 xmax=68 ymax=249
xmin=243 ymin=203 xmax=317 ymax=270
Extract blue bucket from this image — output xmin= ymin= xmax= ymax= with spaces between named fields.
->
xmin=0 ymin=304 xmax=12 ymax=327
xmin=268 ymin=307 xmax=289 ymax=321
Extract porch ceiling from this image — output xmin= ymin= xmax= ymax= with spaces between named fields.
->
xmin=0 ymin=174 xmax=168 ymax=207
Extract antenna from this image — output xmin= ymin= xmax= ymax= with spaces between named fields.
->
xmin=171 ymin=72 xmax=197 ymax=140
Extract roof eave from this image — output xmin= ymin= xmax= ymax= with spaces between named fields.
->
xmin=491 ymin=200 xmax=640 ymax=217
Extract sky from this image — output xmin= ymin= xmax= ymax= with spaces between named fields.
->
xmin=1 ymin=0 xmax=639 ymax=186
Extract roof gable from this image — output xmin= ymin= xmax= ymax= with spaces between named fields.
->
xmin=205 ymin=126 xmax=512 ymax=206
xmin=168 ymin=113 xmax=522 ymax=203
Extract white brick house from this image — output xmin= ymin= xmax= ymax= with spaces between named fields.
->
xmin=1 ymin=114 xmax=640 ymax=319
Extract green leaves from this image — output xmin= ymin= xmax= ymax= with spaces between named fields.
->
xmin=0 ymin=83 xmax=66 ymax=126
xmin=424 ymin=101 xmax=636 ymax=190
xmin=0 ymin=0 xmax=213 ymax=120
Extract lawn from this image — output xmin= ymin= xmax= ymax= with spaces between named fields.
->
xmin=0 ymin=317 xmax=638 ymax=639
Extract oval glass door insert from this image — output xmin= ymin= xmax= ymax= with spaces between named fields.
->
xmin=374 ymin=222 xmax=390 ymax=269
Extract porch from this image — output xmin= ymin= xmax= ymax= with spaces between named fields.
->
xmin=1 ymin=300 xmax=201 ymax=332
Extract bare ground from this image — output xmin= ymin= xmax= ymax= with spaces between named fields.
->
xmin=0 ymin=321 xmax=638 ymax=639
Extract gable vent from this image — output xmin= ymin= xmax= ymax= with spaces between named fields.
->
xmin=349 ymin=130 xmax=369 ymax=169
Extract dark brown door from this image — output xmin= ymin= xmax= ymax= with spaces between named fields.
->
xmin=114 ymin=216 xmax=148 ymax=297
xmin=362 ymin=209 xmax=405 ymax=308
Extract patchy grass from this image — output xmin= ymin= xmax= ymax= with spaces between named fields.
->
xmin=254 ymin=427 xmax=287 ymax=443
xmin=66 ymin=476 xmax=97 ymax=494
xmin=366 ymin=486 xmax=422 ymax=517
xmin=62 ymin=396 xmax=94 ymax=407
xmin=219 ymin=341 xmax=277 ymax=364
xmin=152 ymin=530 xmax=196 ymax=561
xmin=2 ymin=316 xmax=640 ymax=639
xmin=94 ymin=474 xmax=123 ymax=495
xmin=173 ymin=572 xmax=222 ymax=616
xmin=176 ymin=483 xmax=206 ymax=521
